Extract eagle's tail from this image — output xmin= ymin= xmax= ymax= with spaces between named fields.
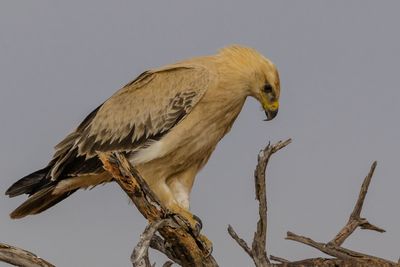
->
xmin=9 ymin=186 xmax=77 ymax=219
xmin=5 ymin=167 xmax=51 ymax=197
xmin=5 ymin=168 xmax=77 ymax=219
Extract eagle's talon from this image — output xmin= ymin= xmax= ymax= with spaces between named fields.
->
xmin=172 ymin=212 xmax=202 ymax=237
xmin=192 ymin=214 xmax=203 ymax=230
xmin=168 ymin=204 xmax=202 ymax=236
xmin=171 ymin=211 xmax=212 ymax=253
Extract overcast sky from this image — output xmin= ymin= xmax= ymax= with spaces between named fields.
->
xmin=1 ymin=1 xmax=399 ymax=266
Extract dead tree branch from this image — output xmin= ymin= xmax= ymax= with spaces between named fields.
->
xmin=228 ymin=139 xmax=292 ymax=267
xmin=98 ymin=152 xmax=217 ymax=267
xmin=131 ymin=219 xmax=170 ymax=267
xmin=328 ymin=161 xmax=385 ymax=246
xmin=282 ymin=161 xmax=398 ymax=266
xmin=229 ymin=140 xmax=398 ymax=267
xmin=0 ymin=242 xmax=55 ymax=267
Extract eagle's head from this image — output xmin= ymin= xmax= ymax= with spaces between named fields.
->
xmin=218 ymin=45 xmax=280 ymax=121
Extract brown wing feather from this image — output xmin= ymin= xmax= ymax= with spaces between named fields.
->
xmin=76 ymin=65 xmax=211 ymax=156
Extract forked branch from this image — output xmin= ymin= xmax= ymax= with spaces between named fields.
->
xmin=283 ymin=161 xmax=397 ymax=266
xmin=328 ymin=161 xmax=385 ymax=246
xmin=228 ymin=139 xmax=292 ymax=267
xmin=228 ymin=139 xmax=398 ymax=266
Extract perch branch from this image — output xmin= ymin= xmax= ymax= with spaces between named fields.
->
xmin=0 ymin=242 xmax=55 ymax=267
xmin=99 ymin=152 xmax=217 ymax=267
xmin=228 ymin=139 xmax=292 ymax=267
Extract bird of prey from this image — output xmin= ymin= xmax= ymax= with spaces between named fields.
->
xmin=6 ymin=45 xmax=280 ymax=230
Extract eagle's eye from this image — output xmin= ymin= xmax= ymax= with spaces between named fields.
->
xmin=263 ymin=84 xmax=273 ymax=94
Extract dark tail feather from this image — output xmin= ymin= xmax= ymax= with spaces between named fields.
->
xmin=5 ymin=167 xmax=50 ymax=197
xmin=9 ymin=186 xmax=77 ymax=219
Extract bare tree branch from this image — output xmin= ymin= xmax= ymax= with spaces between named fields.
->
xmin=0 ymin=242 xmax=55 ymax=267
xmin=252 ymin=139 xmax=292 ymax=266
xmin=282 ymin=161 xmax=398 ymax=266
xmin=328 ymin=161 xmax=385 ymax=247
xmin=269 ymin=255 xmax=289 ymax=263
xmin=228 ymin=139 xmax=292 ymax=267
xmin=229 ymin=141 xmax=398 ymax=267
xmin=227 ymin=225 xmax=253 ymax=258
xmin=131 ymin=219 xmax=170 ymax=267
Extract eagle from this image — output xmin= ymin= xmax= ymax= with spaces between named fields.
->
xmin=6 ymin=45 xmax=280 ymax=228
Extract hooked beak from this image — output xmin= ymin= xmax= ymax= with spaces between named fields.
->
xmin=264 ymin=109 xmax=278 ymax=121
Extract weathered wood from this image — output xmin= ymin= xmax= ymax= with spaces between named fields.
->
xmin=0 ymin=242 xmax=55 ymax=267
xmin=228 ymin=139 xmax=292 ymax=267
xmin=131 ymin=219 xmax=169 ymax=267
xmin=274 ymin=257 xmax=396 ymax=267
xmin=329 ymin=161 xmax=384 ymax=246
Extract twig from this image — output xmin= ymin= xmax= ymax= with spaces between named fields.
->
xmin=286 ymin=231 xmax=357 ymax=260
xmin=228 ymin=139 xmax=292 ymax=267
xmin=329 ymin=161 xmax=385 ymax=246
xmin=269 ymin=255 xmax=289 ymax=263
xmin=131 ymin=219 xmax=170 ymax=267
xmin=99 ymin=152 xmax=218 ymax=267
xmin=227 ymin=225 xmax=253 ymax=258
xmin=0 ymin=242 xmax=55 ymax=267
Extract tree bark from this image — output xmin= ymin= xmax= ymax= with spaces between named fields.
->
xmin=0 ymin=242 xmax=55 ymax=267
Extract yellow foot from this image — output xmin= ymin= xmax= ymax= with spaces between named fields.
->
xmin=168 ymin=203 xmax=202 ymax=237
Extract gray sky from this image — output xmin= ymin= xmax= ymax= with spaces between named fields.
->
xmin=1 ymin=1 xmax=399 ymax=266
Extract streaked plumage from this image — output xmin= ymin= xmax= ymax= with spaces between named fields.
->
xmin=6 ymin=45 xmax=280 ymax=220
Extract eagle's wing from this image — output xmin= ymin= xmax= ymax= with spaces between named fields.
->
xmin=78 ymin=65 xmax=212 ymax=155
xmin=50 ymin=64 xmax=213 ymax=179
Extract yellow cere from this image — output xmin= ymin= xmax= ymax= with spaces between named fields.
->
xmin=262 ymin=96 xmax=279 ymax=111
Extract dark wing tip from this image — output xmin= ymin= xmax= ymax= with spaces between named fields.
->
xmin=6 ymin=167 xmax=50 ymax=197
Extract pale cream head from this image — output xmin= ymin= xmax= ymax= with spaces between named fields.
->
xmin=217 ymin=45 xmax=280 ymax=120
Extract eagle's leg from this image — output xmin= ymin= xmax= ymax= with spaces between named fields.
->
xmin=167 ymin=164 xmax=198 ymax=209
xmin=168 ymin=178 xmax=192 ymax=209
xmin=165 ymin=168 xmax=213 ymax=254
xmin=150 ymin=181 xmax=202 ymax=236
xmin=166 ymin=166 xmax=204 ymax=233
